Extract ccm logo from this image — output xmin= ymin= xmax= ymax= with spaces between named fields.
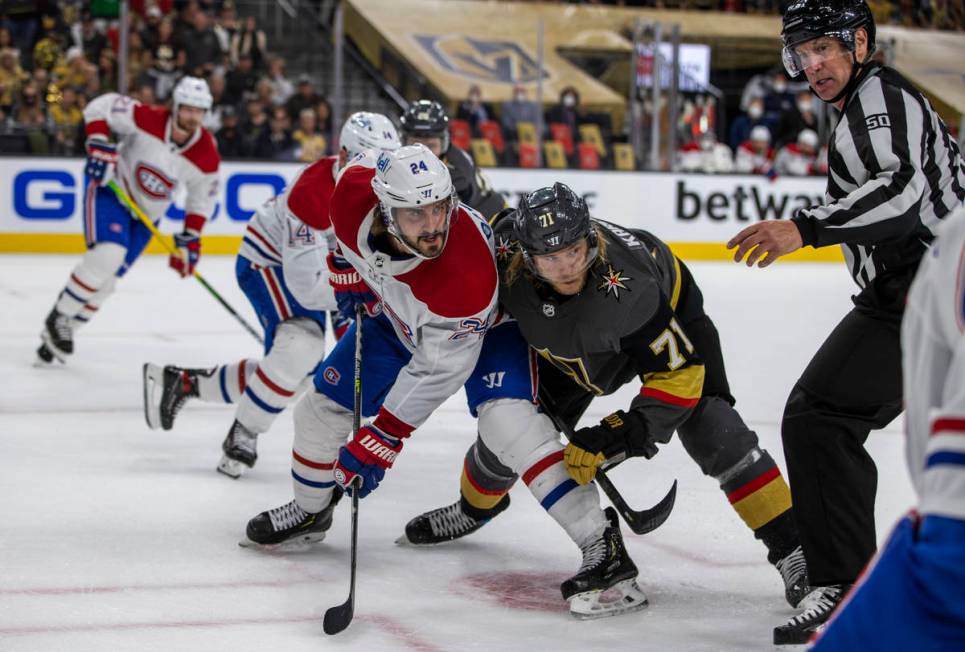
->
xmin=135 ymin=163 xmax=175 ymax=200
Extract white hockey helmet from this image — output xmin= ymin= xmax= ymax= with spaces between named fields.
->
xmin=750 ymin=125 xmax=772 ymax=143
xmin=172 ymin=76 xmax=213 ymax=112
xmin=371 ymin=143 xmax=457 ymax=259
xmin=339 ymin=112 xmax=400 ymax=165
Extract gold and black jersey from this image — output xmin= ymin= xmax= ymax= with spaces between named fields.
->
xmin=496 ymin=218 xmax=706 ymax=444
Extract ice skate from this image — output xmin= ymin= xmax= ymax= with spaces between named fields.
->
xmin=775 ymin=545 xmax=811 ymax=608
xmin=217 ymin=419 xmax=258 ymax=478
xmin=142 ymin=363 xmax=203 ymax=430
xmin=39 ymin=308 xmax=73 ymax=363
xmin=562 ymin=507 xmax=648 ymax=620
xmin=773 ymin=584 xmax=849 ymax=645
xmin=242 ymin=491 xmax=342 ymax=549
xmin=396 ymin=494 xmax=510 ymax=545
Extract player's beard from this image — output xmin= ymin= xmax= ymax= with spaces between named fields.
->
xmin=409 ymin=229 xmax=447 ymax=258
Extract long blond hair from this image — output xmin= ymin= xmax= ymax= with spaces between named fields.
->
xmin=504 ymin=224 xmax=608 ymax=287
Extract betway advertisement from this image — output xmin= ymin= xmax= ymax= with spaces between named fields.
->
xmin=0 ymin=157 xmax=828 ymax=256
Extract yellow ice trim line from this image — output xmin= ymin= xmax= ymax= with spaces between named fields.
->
xmin=0 ymin=233 xmax=244 ymax=256
xmin=0 ymin=234 xmax=844 ymax=262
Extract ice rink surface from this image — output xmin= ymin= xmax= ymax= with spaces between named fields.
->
xmin=0 ymin=254 xmax=914 ymax=652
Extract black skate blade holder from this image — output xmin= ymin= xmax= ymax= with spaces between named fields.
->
xmin=539 ymin=393 xmax=676 ymax=536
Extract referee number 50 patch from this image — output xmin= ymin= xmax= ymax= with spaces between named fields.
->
xmin=865 ymin=113 xmax=891 ymax=131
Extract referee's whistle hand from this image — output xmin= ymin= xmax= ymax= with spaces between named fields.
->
xmin=726 ymin=221 xmax=803 ymax=268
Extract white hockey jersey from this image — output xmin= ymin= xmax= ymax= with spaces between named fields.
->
xmin=773 ymin=143 xmax=817 ymax=177
xmin=83 ymin=93 xmax=219 ymax=230
xmin=734 ymin=141 xmax=774 ymax=174
xmin=330 ymin=151 xmax=499 ymax=436
xmin=902 ymin=204 xmax=965 ymax=521
xmin=239 ymin=155 xmax=338 ymax=311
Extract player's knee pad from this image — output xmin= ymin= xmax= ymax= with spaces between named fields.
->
xmin=264 ymin=318 xmax=325 ymax=382
xmin=677 ymin=396 xmax=761 ymax=478
xmin=292 ymin=390 xmax=352 ymax=462
xmin=477 ymin=398 xmax=561 ymax=475
xmin=77 ymin=242 xmax=126 ymax=286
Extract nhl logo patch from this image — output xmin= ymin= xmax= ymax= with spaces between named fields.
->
xmin=542 ymin=302 xmax=556 ymax=318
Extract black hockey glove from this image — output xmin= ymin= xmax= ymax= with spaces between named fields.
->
xmin=564 ymin=410 xmax=656 ymax=485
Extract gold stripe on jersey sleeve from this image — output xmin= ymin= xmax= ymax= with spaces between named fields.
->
xmin=670 ymin=255 xmax=683 ymax=311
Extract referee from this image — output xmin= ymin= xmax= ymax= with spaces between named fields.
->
xmin=726 ymin=0 xmax=965 ymax=644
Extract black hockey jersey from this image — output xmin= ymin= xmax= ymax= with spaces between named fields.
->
xmin=445 ymin=145 xmax=506 ymax=220
xmin=496 ymin=218 xmax=706 ymax=447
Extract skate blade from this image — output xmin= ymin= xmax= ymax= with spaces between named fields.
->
xmin=568 ymin=579 xmax=649 ymax=620
xmin=39 ymin=333 xmax=70 ymax=363
xmin=217 ymin=456 xmax=250 ymax=479
xmin=142 ymin=363 xmax=163 ymax=430
xmin=238 ymin=531 xmax=328 ymax=551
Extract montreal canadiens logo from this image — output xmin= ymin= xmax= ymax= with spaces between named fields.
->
xmin=135 ymin=162 xmax=175 ymax=200
xmin=323 ymin=367 xmax=341 ymax=385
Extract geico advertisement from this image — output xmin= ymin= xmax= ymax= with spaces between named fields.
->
xmin=3 ymin=157 xmax=825 ymax=241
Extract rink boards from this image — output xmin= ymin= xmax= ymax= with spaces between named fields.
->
xmin=0 ymin=156 xmax=841 ymax=262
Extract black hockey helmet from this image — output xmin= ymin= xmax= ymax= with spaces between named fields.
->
xmin=781 ymin=0 xmax=876 ymax=78
xmin=514 ymin=183 xmax=598 ymax=258
xmin=399 ymin=100 xmax=450 ymax=154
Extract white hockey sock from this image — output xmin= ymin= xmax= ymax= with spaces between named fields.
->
xmin=235 ymin=319 xmax=324 ymax=433
xmin=195 ymin=359 xmax=256 ymax=403
xmin=291 ymin=391 xmax=351 ymax=513
xmin=521 ymin=442 xmax=608 ymax=547
xmin=71 ymin=277 xmax=116 ymax=330
xmin=55 ymin=244 xmax=125 ymax=318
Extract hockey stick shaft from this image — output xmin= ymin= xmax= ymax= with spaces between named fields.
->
xmin=323 ymin=305 xmax=364 ymax=635
xmin=106 ymin=180 xmax=264 ymax=345
xmin=539 ymin=390 xmax=676 ymax=535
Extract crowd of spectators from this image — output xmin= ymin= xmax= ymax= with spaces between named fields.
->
xmin=0 ymin=0 xmax=334 ymax=162
xmin=1 ymin=0 xmax=960 ymax=172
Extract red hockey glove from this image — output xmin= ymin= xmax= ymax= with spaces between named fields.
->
xmin=327 ymin=251 xmax=380 ymax=319
xmin=333 ymin=424 xmax=403 ymax=498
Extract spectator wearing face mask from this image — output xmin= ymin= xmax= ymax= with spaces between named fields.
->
xmin=728 ymin=96 xmax=771 ymax=150
xmin=735 ymin=125 xmax=775 ymax=175
xmin=775 ymin=90 xmax=820 ymax=149
xmin=546 ymin=86 xmax=582 ymax=135
xmin=763 ymin=70 xmax=795 ymax=122
xmin=773 ymin=128 xmax=820 ymax=177
xmin=456 ymin=84 xmax=493 ymax=133
xmin=500 ymin=83 xmax=541 ymax=137
xmin=679 ymin=130 xmax=734 ymax=174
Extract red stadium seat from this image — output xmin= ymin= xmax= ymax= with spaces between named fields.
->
xmin=478 ymin=120 xmax=506 ymax=154
xmin=449 ymin=119 xmax=472 ymax=151
xmin=577 ymin=142 xmax=601 ymax=170
xmin=518 ymin=142 xmax=540 ymax=168
xmin=549 ymin=122 xmax=574 ymax=156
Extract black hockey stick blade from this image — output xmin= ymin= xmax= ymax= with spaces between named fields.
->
xmin=597 ymin=472 xmax=676 ymax=536
xmin=323 ymin=480 xmax=360 ymax=635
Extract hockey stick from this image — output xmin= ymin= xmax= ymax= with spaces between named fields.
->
xmin=539 ymin=391 xmax=677 ymax=536
xmin=323 ymin=305 xmax=364 ymax=635
xmin=106 ymin=180 xmax=264 ymax=345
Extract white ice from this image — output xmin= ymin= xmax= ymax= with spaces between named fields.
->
xmin=0 ymin=254 xmax=915 ymax=652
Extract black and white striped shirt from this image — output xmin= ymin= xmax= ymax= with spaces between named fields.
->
xmin=792 ymin=63 xmax=965 ymax=289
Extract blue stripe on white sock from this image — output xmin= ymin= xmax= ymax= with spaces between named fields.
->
xmin=244 ymin=386 xmax=284 ymax=414
xmin=540 ymin=479 xmax=579 ymax=511
xmin=218 ymin=365 xmax=230 ymax=403
xmin=925 ymin=451 xmax=965 ymax=468
xmin=292 ymin=469 xmax=335 ymax=488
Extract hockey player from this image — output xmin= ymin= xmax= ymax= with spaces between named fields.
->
xmin=404 ymin=183 xmax=811 ymax=611
xmin=243 ymin=147 xmax=648 ymax=619
xmin=37 ymin=77 xmax=219 ymax=365
xmin=726 ymin=0 xmax=965 ymax=644
xmin=398 ymin=99 xmax=506 ymax=219
xmin=142 ymin=112 xmax=400 ymax=478
xmin=772 ymin=128 xmax=819 ymax=177
xmin=810 ymin=205 xmax=965 ymax=650
xmin=734 ymin=125 xmax=775 ymax=175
